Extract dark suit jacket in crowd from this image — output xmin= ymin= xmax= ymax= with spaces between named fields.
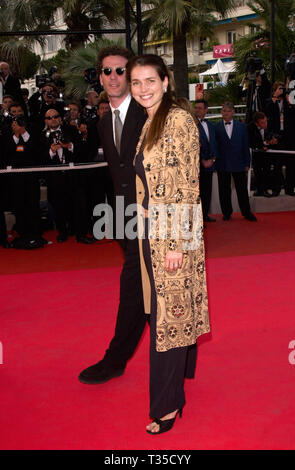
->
xmin=247 ymin=121 xmax=274 ymax=150
xmin=215 ymin=119 xmax=251 ymax=172
xmin=3 ymin=74 xmax=26 ymax=110
xmin=40 ymin=124 xmax=81 ymax=165
xmin=197 ymin=119 xmax=218 ymax=172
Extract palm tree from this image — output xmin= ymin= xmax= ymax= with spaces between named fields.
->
xmin=9 ymin=0 xmax=123 ymax=49
xmin=0 ymin=1 xmax=41 ymax=79
xmin=234 ymin=0 xmax=295 ymax=80
xmin=141 ymin=0 xmax=236 ymax=97
xmin=59 ymin=38 xmax=124 ymax=99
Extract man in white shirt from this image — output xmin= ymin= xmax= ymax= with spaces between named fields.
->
xmin=79 ymin=46 xmax=147 ymax=385
xmin=215 ymin=102 xmax=257 ymax=221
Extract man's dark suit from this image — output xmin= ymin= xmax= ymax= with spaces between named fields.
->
xmin=197 ymin=119 xmax=218 ymax=219
xmin=2 ymin=74 xmax=26 ymax=110
xmin=265 ymin=98 xmax=295 ymax=194
xmin=96 ymin=97 xmax=147 ymax=369
xmin=41 ymin=124 xmax=88 ymax=238
xmin=247 ymin=121 xmax=272 ymax=194
xmin=4 ymin=130 xmax=42 ymax=242
xmin=215 ymin=119 xmax=252 ymax=218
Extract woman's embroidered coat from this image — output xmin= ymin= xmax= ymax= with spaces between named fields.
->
xmin=135 ymin=107 xmax=210 ymax=352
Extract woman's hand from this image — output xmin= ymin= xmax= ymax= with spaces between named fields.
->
xmin=165 ymin=250 xmax=183 ymax=272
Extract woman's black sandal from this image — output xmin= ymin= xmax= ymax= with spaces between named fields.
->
xmin=146 ymin=409 xmax=183 ymax=435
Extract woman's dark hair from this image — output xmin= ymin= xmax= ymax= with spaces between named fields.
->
xmin=126 ymin=54 xmax=178 ymax=150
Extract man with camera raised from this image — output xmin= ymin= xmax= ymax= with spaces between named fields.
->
xmin=4 ymin=103 xmax=44 ymax=249
xmin=41 ymin=108 xmax=93 ymax=244
xmin=239 ymin=56 xmax=271 ymax=125
xmin=29 ymin=82 xmax=65 ymax=129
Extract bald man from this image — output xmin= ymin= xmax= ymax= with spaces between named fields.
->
xmin=0 ymin=62 xmax=26 ymax=110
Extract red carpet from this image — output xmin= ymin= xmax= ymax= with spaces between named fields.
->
xmin=1 ymin=211 xmax=295 ymax=449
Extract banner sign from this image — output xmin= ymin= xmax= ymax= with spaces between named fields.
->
xmin=213 ymin=44 xmax=234 ymax=58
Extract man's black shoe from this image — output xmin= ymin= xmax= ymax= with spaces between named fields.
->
xmin=204 ymin=216 xmax=216 ymax=222
xmin=285 ymin=190 xmax=295 ymax=196
xmin=272 ymin=190 xmax=280 ymax=197
xmin=244 ymin=213 xmax=257 ymax=222
xmin=78 ymin=362 xmax=125 ymax=384
xmin=222 ymin=215 xmax=231 ymax=221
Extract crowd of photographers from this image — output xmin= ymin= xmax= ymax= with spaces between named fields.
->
xmin=240 ymin=55 xmax=295 ymax=198
xmin=0 ymin=56 xmax=295 ymax=250
xmin=0 ymin=61 xmax=113 ymax=249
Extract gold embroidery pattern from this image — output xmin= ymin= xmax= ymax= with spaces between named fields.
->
xmin=136 ymin=108 xmax=210 ymax=352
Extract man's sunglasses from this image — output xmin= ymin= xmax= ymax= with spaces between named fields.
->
xmin=45 ymin=114 xmax=60 ymax=120
xmin=101 ymin=67 xmax=126 ymax=76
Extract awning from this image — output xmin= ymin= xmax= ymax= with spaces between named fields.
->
xmin=199 ymin=59 xmax=236 ymax=84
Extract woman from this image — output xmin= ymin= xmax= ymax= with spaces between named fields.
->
xmin=126 ymin=54 xmax=210 ymax=434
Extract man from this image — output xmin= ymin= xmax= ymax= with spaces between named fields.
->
xmin=78 ymin=46 xmax=147 ymax=385
xmin=265 ymin=82 xmax=295 ymax=196
xmin=0 ymin=62 xmax=26 ymax=109
xmin=195 ymin=99 xmax=218 ymax=223
xmin=215 ymin=102 xmax=257 ymax=222
xmin=82 ymin=89 xmax=100 ymax=125
xmin=29 ymin=83 xmax=65 ymax=127
xmin=239 ymin=68 xmax=271 ymax=124
xmin=41 ymin=108 xmax=92 ymax=244
xmin=4 ymin=111 xmax=44 ymax=249
xmin=247 ymin=111 xmax=277 ymax=197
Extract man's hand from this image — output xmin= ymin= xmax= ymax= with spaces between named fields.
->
xmin=60 ymin=141 xmax=73 ymax=150
xmin=50 ymin=142 xmax=62 ymax=153
xmin=201 ymin=158 xmax=215 ymax=169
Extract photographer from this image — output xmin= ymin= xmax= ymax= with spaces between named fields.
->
xmin=41 ymin=108 xmax=93 ymax=244
xmin=240 ymin=58 xmax=271 ymax=124
xmin=247 ymin=111 xmax=278 ymax=197
xmin=4 ymin=110 xmax=44 ymax=249
xmin=29 ymin=82 xmax=65 ymax=128
xmin=265 ymin=82 xmax=295 ymax=196
xmin=82 ymin=90 xmax=100 ymax=125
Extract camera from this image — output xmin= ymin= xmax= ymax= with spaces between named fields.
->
xmin=11 ymin=115 xmax=27 ymax=127
xmin=35 ymin=66 xmax=65 ymax=90
xmin=84 ymin=68 xmax=98 ymax=85
xmin=285 ymin=53 xmax=295 ymax=79
xmin=36 ymin=74 xmax=52 ymax=89
xmin=48 ymin=130 xmax=69 ymax=145
xmin=245 ymin=54 xmax=263 ymax=80
xmin=83 ymin=67 xmax=103 ymax=94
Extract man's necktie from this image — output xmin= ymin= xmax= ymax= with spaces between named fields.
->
xmin=225 ymin=122 xmax=231 ymax=125
xmin=114 ymin=109 xmax=123 ymax=153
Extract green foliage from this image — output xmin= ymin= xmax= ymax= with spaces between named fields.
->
xmin=205 ymin=79 xmax=243 ymax=106
xmin=59 ymin=38 xmax=123 ymax=99
xmin=234 ymin=0 xmax=295 ymax=80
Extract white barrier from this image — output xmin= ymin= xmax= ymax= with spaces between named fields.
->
xmin=0 ymin=161 xmax=107 ymax=174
